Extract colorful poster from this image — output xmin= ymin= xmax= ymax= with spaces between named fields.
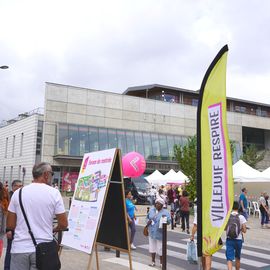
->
xmin=197 ymin=45 xmax=234 ymax=256
xmin=62 ymin=148 xmax=116 ymax=254
xmin=62 ymin=172 xmax=79 ymax=191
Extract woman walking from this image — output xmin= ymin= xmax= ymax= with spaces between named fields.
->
xmin=0 ymin=182 xmax=9 ymax=258
xmin=146 ymin=198 xmax=171 ymax=268
xmin=179 ymin=190 xmax=190 ymax=234
xmin=125 ymin=190 xmax=137 ymax=250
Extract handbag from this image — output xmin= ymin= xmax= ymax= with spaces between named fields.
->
xmin=186 ymin=240 xmax=198 ymax=264
xmin=143 ymin=225 xmax=149 ymax=237
xmin=19 ymin=188 xmax=61 ymax=270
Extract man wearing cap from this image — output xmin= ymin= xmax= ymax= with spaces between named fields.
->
xmin=146 ymin=198 xmax=171 ymax=268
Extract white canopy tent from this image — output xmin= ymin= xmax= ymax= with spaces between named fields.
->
xmin=233 ymin=160 xmax=270 ymax=200
xmin=144 ymin=170 xmax=165 ymax=186
xmin=233 ymin=160 xmax=263 ymax=181
xmin=261 ymin=167 xmax=270 ymax=178
xmin=165 ymin=170 xmax=189 ymax=185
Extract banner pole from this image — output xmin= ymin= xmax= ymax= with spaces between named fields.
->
xmin=162 ymin=216 xmax=167 ymax=270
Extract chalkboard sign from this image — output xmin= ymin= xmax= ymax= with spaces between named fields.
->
xmin=97 ymin=151 xmax=129 ymax=250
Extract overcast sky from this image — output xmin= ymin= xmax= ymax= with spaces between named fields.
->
xmin=1 ymin=0 xmax=270 ymax=121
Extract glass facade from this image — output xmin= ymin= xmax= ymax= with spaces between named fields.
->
xmin=56 ymin=123 xmax=189 ymax=161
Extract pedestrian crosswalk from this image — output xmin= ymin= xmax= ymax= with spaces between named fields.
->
xmin=137 ymin=238 xmax=270 ymax=270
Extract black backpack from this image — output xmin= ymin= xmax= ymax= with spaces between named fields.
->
xmin=226 ymin=214 xmax=241 ymax=239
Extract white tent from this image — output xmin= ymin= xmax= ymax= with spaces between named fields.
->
xmin=144 ymin=170 xmax=164 ymax=185
xmin=176 ymin=170 xmax=189 ymax=183
xmin=261 ymin=167 xmax=270 ymax=178
xmin=233 ymin=160 xmax=263 ymax=181
xmin=163 ymin=169 xmax=177 ymax=182
xmin=233 ymin=160 xmax=270 ymax=200
xmin=164 ymin=170 xmax=189 ymax=185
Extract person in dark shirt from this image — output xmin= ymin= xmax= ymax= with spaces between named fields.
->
xmin=179 ymin=190 xmax=190 ymax=234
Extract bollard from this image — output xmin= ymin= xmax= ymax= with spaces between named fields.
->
xmin=69 ymin=197 xmax=72 ymax=209
xmin=162 ymin=215 xmax=167 ymax=270
xmin=116 ymin=250 xmax=120 ymax=257
xmin=170 ymin=210 xmax=174 ymax=230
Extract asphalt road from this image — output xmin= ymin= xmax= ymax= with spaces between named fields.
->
xmin=134 ymin=225 xmax=270 ymax=270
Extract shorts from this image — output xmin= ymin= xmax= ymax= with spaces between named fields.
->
xmin=226 ymin=239 xmax=243 ymax=261
xmin=149 ymin=237 xmax=162 ymax=256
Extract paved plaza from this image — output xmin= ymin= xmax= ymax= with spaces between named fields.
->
xmin=1 ymin=199 xmax=270 ymax=270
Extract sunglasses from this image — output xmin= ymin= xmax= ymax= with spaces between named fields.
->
xmin=48 ymin=171 xmax=54 ymax=176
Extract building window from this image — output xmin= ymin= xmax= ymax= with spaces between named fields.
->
xmin=79 ymin=126 xmax=89 ymax=156
xmin=3 ymin=167 xmax=6 ymax=181
xmin=143 ymin=133 xmax=152 ymax=160
xmin=58 ymin=124 xmax=69 ymax=155
xmin=89 ymin=127 xmax=99 ymax=152
xmin=69 ymin=125 xmax=80 ymax=156
xmin=134 ymin=132 xmax=144 ymax=156
xmin=126 ymin=131 xmax=135 ymax=153
xmin=98 ymin=128 xmax=108 ymax=151
xmin=159 ymin=134 xmax=169 ymax=160
xmin=5 ymin=137 xmax=8 ymax=158
xmin=18 ymin=165 xmax=21 ymax=180
xmin=151 ymin=134 xmax=161 ymax=159
xmin=108 ymin=129 xmax=117 ymax=149
xmin=117 ymin=130 xmax=127 ymax=155
xmin=20 ymin=133 xmax=24 ymax=156
xmin=10 ymin=166 xmax=13 ymax=182
xmin=192 ymin=99 xmax=199 ymax=106
xmin=167 ymin=135 xmax=175 ymax=160
xmin=12 ymin=135 xmax=16 ymax=157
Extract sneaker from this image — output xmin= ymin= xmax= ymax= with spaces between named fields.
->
xmin=130 ymin=243 xmax=136 ymax=250
xmin=149 ymin=262 xmax=155 ymax=267
xmin=187 ymin=230 xmax=190 ymax=234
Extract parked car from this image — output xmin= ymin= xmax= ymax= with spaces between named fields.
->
xmin=124 ymin=176 xmax=150 ymax=204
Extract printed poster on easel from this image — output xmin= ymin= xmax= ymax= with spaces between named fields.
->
xmin=62 ymin=148 xmax=117 ymax=254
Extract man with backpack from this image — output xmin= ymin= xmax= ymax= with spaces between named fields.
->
xmin=225 ymin=201 xmax=247 ymax=270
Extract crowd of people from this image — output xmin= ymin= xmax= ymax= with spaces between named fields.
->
xmin=125 ymin=184 xmax=270 ymax=270
xmin=0 ymin=168 xmax=269 ymax=270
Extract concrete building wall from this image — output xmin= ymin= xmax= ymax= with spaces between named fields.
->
xmin=0 ymin=114 xmax=41 ymax=186
xmin=42 ymin=82 xmax=270 ymax=168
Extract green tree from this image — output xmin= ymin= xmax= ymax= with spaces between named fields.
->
xmin=174 ymin=135 xmax=235 ymax=201
xmin=241 ymin=144 xmax=265 ymax=169
xmin=174 ymin=136 xmax=197 ymax=201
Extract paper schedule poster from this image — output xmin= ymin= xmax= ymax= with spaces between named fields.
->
xmin=62 ymin=148 xmax=116 ymax=254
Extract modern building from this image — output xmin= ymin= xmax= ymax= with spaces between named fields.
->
xmin=0 ymin=108 xmax=43 ymax=186
xmin=1 ymin=82 xmax=270 ymax=188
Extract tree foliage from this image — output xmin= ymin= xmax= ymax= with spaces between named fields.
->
xmin=241 ymin=144 xmax=265 ymax=169
xmin=174 ymin=136 xmax=197 ymax=201
xmin=174 ymin=135 xmax=236 ymax=201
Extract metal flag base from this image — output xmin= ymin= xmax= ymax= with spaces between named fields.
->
xmin=197 ymin=256 xmax=203 ymax=270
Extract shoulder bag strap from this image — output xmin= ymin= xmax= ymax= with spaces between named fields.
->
xmin=19 ymin=188 xmax=37 ymax=247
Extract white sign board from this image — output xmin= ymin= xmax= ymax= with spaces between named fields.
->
xmin=62 ymin=148 xmax=116 ymax=254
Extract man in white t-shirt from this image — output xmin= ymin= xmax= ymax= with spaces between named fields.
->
xmin=7 ymin=162 xmax=68 ymax=270
xmin=225 ymin=201 xmax=247 ymax=270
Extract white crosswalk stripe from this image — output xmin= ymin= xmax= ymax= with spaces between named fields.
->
xmin=104 ymin=258 xmax=159 ymax=270
xmin=167 ymin=241 xmax=268 ymax=268
xmin=180 ymin=238 xmax=270 ymax=260
xmin=138 ymin=240 xmax=270 ymax=270
xmin=138 ymin=244 xmax=230 ymax=270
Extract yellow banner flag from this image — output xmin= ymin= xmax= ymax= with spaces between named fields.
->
xmin=197 ymin=45 xmax=234 ymax=256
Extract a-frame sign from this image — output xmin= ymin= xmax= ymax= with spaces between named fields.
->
xmin=62 ymin=148 xmax=132 ymax=270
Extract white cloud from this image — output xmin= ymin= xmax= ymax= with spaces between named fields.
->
xmin=1 ymin=0 xmax=270 ymax=120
